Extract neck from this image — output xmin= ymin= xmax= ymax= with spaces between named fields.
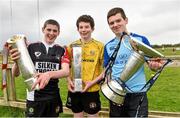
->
xmin=81 ymin=38 xmax=92 ymax=43
xmin=43 ymin=39 xmax=53 ymax=45
xmin=116 ymin=31 xmax=130 ymax=40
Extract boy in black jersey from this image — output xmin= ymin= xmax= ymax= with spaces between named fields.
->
xmin=9 ymin=19 xmax=70 ymax=117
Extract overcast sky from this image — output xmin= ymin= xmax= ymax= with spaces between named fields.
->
xmin=0 ymin=0 xmax=180 ymax=50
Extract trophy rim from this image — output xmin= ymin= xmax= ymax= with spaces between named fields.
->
xmin=7 ymin=34 xmax=26 ymax=44
xmin=131 ymin=37 xmax=164 ymax=58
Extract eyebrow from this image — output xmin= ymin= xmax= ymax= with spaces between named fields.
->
xmin=47 ymin=28 xmax=58 ymax=32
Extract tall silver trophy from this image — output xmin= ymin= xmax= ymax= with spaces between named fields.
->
xmin=101 ymin=35 xmax=164 ymax=105
xmin=72 ymin=45 xmax=82 ymax=92
xmin=7 ymin=34 xmax=39 ymax=91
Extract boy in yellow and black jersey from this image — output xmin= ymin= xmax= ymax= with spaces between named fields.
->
xmin=66 ymin=15 xmax=104 ymax=117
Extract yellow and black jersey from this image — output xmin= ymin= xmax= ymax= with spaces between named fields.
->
xmin=68 ymin=38 xmax=104 ymax=92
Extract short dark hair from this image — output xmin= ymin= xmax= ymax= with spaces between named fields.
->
xmin=76 ymin=15 xmax=95 ymax=29
xmin=43 ymin=19 xmax=60 ymax=31
xmin=107 ymin=7 xmax=127 ymax=23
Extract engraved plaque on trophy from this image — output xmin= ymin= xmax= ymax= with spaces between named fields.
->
xmin=72 ymin=45 xmax=82 ymax=92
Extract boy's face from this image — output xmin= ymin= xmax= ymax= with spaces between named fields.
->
xmin=108 ymin=13 xmax=128 ymax=36
xmin=77 ymin=22 xmax=93 ymax=41
xmin=42 ymin=24 xmax=60 ymax=44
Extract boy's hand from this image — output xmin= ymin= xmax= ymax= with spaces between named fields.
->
xmin=67 ymin=79 xmax=75 ymax=93
xmin=31 ymin=72 xmax=51 ymax=90
xmin=8 ymin=45 xmax=20 ymax=61
xmin=148 ymin=58 xmax=165 ymax=71
xmin=81 ymin=81 xmax=93 ymax=93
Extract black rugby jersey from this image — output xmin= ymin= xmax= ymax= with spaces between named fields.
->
xmin=27 ymin=42 xmax=66 ymax=101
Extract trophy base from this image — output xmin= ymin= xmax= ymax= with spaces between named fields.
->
xmin=101 ymin=80 xmax=126 ymax=105
xmin=24 ymin=77 xmax=39 ymax=91
xmin=74 ymin=79 xmax=82 ymax=92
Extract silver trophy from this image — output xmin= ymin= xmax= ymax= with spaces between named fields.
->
xmin=101 ymin=35 xmax=164 ymax=104
xmin=7 ymin=34 xmax=39 ymax=91
xmin=72 ymin=45 xmax=82 ymax=92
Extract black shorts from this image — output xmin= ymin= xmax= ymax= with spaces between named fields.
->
xmin=66 ymin=91 xmax=101 ymax=114
xmin=26 ymin=98 xmax=63 ymax=117
xmin=109 ymin=92 xmax=148 ymax=117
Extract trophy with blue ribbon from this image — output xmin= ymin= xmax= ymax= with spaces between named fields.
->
xmin=101 ymin=33 xmax=171 ymax=105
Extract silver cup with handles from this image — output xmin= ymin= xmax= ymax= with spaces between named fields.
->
xmin=7 ymin=34 xmax=39 ymax=91
xmin=101 ymin=35 xmax=164 ymax=105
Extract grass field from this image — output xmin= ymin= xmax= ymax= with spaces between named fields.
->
xmin=146 ymin=67 xmax=180 ymax=112
xmin=0 ymin=66 xmax=180 ymax=112
xmin=0 ymin=49 xmax=180 ymax=116
xmin=155 ymin=47 xmax=180 ymax=56
xmin=0 ymin=106 xmax=25 ymax=117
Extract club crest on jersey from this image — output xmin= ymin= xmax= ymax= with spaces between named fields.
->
xmin=34 ymin=51 xmax=41 ymax=58
xmin=90 ymin=50 xmax=95 ymax=55
xmin=55 ymin=55 xmax=60 ymax=60
xmin=110 ymin=46 xmax=115 ymax=51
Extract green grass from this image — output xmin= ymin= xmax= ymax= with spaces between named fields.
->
xmin=155 ymin=47 xmax=180 ymax=56
xmin=146 ymin=67 xmax=180 ymax=112
xmin=0 ymin=67 xmax=180 ymax=112
xmin=0 ymin=51 xmax=180 ymax=116
xmin=0 ymin=105 xmax=72 ymax=117
xmin=0 ymin=106 xmax=25 ymax=117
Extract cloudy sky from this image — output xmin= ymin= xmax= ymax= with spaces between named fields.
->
xmin=0 ymin=0 xmax=180 ymax=50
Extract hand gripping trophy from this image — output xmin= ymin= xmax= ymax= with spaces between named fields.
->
xmin=7 ymin=34 xmax=39 ymax=91
xmin=101 ymin=33 xmax=171 ymax=105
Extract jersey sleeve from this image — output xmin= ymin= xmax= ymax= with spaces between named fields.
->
xmin=104 ymin=46 xmax=110 ymax=68
xmin=61 ymin=47 xmax=70 ymax=64
xmin=142 ymin=36 xmax=151 ymax=47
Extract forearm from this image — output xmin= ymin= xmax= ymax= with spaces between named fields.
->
xmin=47 ymin=63 xmax=69 ymax=79
xmin=67 ymin=76 xmax=72 ymax=82
xmin=82 ymin=71 xmax=104 ymax=92
xmin=46 ymin=70 xmax=68 ymax=79
xmin=91 ymin=71 xmax=105 ymax=86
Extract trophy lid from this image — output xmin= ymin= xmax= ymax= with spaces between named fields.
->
xmin=7 ymin=34 xmax=26 ymax=44
xmin=130 ymin=37 xmax=164 ymax=58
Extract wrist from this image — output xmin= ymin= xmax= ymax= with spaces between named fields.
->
xmin=46 ymin=72 xmax=51 ymax=80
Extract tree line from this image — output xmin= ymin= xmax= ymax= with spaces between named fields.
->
xmin=152 ymin=43 xmax=180 ymax=48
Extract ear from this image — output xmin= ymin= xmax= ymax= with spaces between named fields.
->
xmin=125 ymin=17 xmax=128 ymax=24
xmin=57 ymin=30 xmax=60 ymax=35
xmin=42 ymin=27 xmax=44 ymax=33
xmin=77 ymin=27 xmax=79 ymax=32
